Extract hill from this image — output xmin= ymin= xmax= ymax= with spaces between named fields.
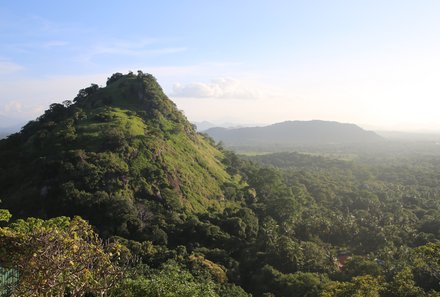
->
xmin=205 ymin=120 xmax=383 ymax=151
xmin=0 ymin=71 xmax=243 ymax=238
xmin=1 ymin=73 xmax=440 ymax=296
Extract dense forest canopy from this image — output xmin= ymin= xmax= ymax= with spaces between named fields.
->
xmin=1 ymin=72 xmax=440 ymax=296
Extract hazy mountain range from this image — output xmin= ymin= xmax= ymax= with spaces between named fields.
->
xmin=205 ymin=120 xmax=383 ymax=149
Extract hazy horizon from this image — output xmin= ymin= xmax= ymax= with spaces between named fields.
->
xmin=1 ymin=1 xmax=440 ymax=133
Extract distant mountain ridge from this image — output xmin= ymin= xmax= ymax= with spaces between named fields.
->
xmin=0 ymin=116 xmax=24 ymax=139
xmin=205 ymin=120 xmax=383 ymax=148
xmin=0 ymin=124 xmax=22 ymax=139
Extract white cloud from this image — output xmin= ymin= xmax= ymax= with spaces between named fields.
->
xmin=0 ymin=59 xmax=23 ymax=75
xmin=0 ymin=66 xmax=270 ymax=128
xmin=0 ymin=64 xmax=240 ymax=125
xmin=42 ymin=40 xmax=69 ymax=48
xmin=3 ymin=101 xmax=23 ymax=113
xmin=77 ymin=38 xmax=187 ymax=63
xmin=0 ymin=73 xmax=107 ymax=123
xmin=172 ymin=78 xmax=265 ymax=100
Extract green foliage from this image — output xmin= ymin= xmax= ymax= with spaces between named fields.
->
xmin=412 ymin=241 xmax=440 ymax=291
xmin=0 ymin=216 xmax=122 ymax=296
xmin=2 ymin=72 xmax=440 ymax=296
xmin=340 ymin=256 xmax=382 ymax=279
xmin=107 ymin=72 xmax=124 ymax=86
xmin=109 ymin=261 xmax=218 ymax=297
xmin=321 ymin=275 xmax=383 ymax=297
xmin=257 ymin=265 xmax=329 ymax=297
xmin=383 ymin=267 xmax=427 ymax=297
xmin=0 ymin=209 xmax=11 ymax=222
xmin=0 ymin=72 xmax=242 ymax=239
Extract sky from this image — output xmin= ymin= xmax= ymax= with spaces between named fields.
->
xmin=1 ymin=1 xmax=440 ymax=132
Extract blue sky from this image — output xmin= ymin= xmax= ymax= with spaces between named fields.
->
xmin=1 ymin=1 xmax=440 ymax=131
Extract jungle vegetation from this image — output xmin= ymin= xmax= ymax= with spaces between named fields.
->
xmin=1 ymin=72 xmax=440 ymax=296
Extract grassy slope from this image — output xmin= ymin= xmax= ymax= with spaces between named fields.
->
xmin=0 ymin=73 xmax=240 ymax=220
xmin=74 ymin=75 xmax=237 ymax=212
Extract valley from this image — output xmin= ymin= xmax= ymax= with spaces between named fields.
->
xmin=1 ymin=73 xmax=440 ymax=296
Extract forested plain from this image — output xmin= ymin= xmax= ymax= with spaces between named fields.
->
xmin=1 ymin=72 xmax=440 ymax=296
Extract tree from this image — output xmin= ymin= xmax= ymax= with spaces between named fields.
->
xmin=383 ymin=267 xmax=426 ymax=297
xmin=413 ymin=241 xmax=440 ymax=291
xmin=109 ymin=261 xmax=218 ymax=297
xmin=0 ymin=209 xmax=11 ymax=222
xmin=0 ymin=216 xmax=123 ymax=296
xmin=321 ymin=276 xmax=383 ymax=297
xmin=341 ymin=256 xmax=382 ymax=279
xmin=257 ymin=265 xmax=328 ymax=297
xmin=106 ymin=73 xmax=124 ymax=85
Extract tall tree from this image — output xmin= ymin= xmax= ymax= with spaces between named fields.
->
xmin=0 ymin=216 xmax=122 ymax=296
